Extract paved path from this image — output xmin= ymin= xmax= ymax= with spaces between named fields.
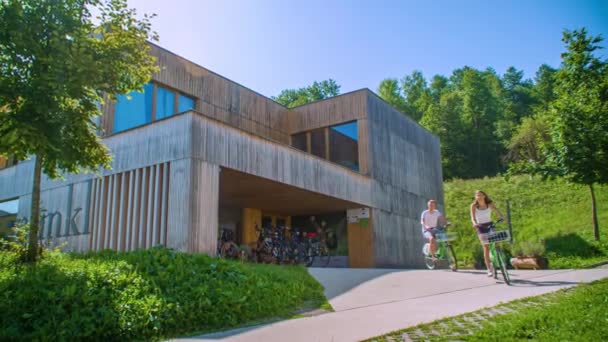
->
xmin=177 ymin=267 xmax=608 ymax=342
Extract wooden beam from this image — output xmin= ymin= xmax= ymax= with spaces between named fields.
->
xmin=325 ymin=127 xmax=330 ymax=160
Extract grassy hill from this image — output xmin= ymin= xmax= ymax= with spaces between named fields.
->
xmin=443 ymin=175 xmax=608 ymax=269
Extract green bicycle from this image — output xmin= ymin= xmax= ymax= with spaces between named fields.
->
xmin=480 ymin=220 xmax=512 ymax=285
xmin=422 ymin=224 xmax=458 ymax=271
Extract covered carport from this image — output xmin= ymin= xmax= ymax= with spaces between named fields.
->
xmin=218 ymin=167 xmax=374 ymax=267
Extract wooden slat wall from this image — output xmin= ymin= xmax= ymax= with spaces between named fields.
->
xmin=0 ymin=159 xmax=33 ymax=200
xmin=365 ymin=92 xmax=444 ymax=268
xmin=188 ymin=159 xmax=219 ymax=254
xmin=165 ymin=158 xmax=220 ymax=255
xmin=191 ymin=113 xmax=373 ymax=207
xmin=287 ymin=90 xmax=368 ymax=134
xmin=166 ymin=158 xmax=192 ymax=252
xmin=89 ymin=162 xmax=170 ymax=251
xmin=101 ymin=44 xmax=291 ymax=144
xmin=372 ymin=209 xmax=422 ymax=268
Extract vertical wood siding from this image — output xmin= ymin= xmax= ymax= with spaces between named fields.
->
xmin=287 ymin=90 xmax=368 ymax=133
xmin=188 ymin=160 xmax=219 ymax=254
xmin=191 ymin=113 xmax=373 ymax=207
xmin=88 ymin=162 xmax=170 ymax=251
xmin=366 ymin=92 xmax=443 ymax=268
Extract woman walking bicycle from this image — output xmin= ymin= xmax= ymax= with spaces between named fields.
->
xmin=470 ymin=190 xmax=505 ymax=277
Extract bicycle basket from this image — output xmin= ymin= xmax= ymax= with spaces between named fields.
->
xmin=479 ymin=230 xmax=510 ymax=244
xmin=435 ymin=232 xmax=457 ymax=242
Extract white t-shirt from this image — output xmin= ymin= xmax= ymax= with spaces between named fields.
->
xmin=421 ymin=209 xmax=442 ymax=232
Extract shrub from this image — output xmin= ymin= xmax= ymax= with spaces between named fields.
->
xmin=0 ymin=247 xmax=326 ymax=340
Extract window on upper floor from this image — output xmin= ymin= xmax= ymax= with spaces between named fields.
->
xmin=155 ymin=85 xmax=175 ymax=120
xmin=310 ymin=129 xmax=326 ymax=159
xmin=291 ymin=132 xmax=307 ymax=152
xmin=113 ymin=82 xmax=196 ymax=133
xmin=114 ymin=82 xmax=154 ymax=133
xmin=329 ymin=121 xmax=359 ymax=172
xmin=289 ymin=120 xmax=360 ymax=172
xmin=0 ymin=198 xmax=19 ymax=238
xmin=0 ymin=155 xmax=18 ymax=171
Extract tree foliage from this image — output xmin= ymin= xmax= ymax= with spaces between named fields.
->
xmin=375 ymin=30 xmax=606 ymax=184
xmin=545 ymin=28 xmax=608 ymax=186
xmin=0 ymin=0 xmax=158 ymax=261
xmin=272 ymin=79 xmax=340 ymax=108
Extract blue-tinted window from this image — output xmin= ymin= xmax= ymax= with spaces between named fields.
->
xmin=178 ymin=94 xmax=195 ymax=113
xmin=114 ymin=83 xmax=153 ymax=133
xmin=156 ymin=85 xmax=175 ymax=119
xmin=0 ymin=198 xmax=19 ymax=237
xmin=329 ymin=121 xmax=359 ymax=172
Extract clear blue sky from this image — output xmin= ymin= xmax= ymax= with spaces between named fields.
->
xmin=127 ymin=0 xmax=608 ymax=98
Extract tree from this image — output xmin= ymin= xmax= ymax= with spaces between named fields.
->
xmin=505 ymin=116 xmax=550 ymax=164
xmin=532 ymin=64 xmax=557 ymax=112
xmin=544 ymin=28 xmax=608 ymax=240
xmin=420 ymin=91 xmax=469 ymax=179
xmin=498 ymin=67 xmax=535 ymax=145
xmin=273 ymin=79 xmax=340 ymax=108
xmin=378 ymin=78 xmax=407 ymax=113
xmin=458 ymin=67 xmax=504 ymax=177
xmin=0 ymin=0 xmax=158 ymax=261
xmin=400 ymin=71 xmax=431 ymax=121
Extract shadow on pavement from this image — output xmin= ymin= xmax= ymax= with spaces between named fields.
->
xmin=510 ymin=278 xmax=579 ymax=287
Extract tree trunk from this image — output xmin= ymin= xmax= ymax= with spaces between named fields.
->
xmin=26 ymin=155 xmax=43 ymax=262
xmin=589 ymin=184 xmax=599 ymax=241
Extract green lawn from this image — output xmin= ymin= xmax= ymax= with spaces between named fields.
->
xmin=443 ymin=175 xmax=608 ymax=268
xmin=367 ymin=277 xmax=608 ymax=341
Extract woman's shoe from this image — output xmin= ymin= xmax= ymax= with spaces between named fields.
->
xmin=487 ymin=269 xmax=493 ymax=277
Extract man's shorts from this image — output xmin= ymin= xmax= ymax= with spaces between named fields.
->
xmin=423 ymin=227 xmax=440 ymax=239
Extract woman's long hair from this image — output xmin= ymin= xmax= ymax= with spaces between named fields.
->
xmin=473 ymin=190 xmax=493 ymax=207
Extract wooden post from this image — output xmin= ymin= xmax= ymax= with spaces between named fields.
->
xmin=506 ymin=200 xmax=513 ymax=244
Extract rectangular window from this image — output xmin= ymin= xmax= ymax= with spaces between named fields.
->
xmin=178 ymin=94 xmax=195 ymax=113
xmin=156 ymin=85 xmax=175 ymax=120
xmin=113 ymin=82 xmax=196 ymax=134
xmin=0 ymin=155 xmax=17 ymax=170
xmin=114 ymin=82 xmax=153 ymax=133
xmin=291 ymin=132 xmax=307 ymax=152
xmin=0 ymin=198 xmax=19 ymax=238
xmin=310 ymin=129 xmax=326 ymax=159
xmin=329 ymin=121 xmax=359 ymax=172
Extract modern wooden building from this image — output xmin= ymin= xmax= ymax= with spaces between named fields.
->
xmin=0 ymin=44 xmax=443 ymax=268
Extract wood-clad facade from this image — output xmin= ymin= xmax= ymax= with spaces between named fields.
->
xmin=0 ymin=43 xmax=442 ymax=268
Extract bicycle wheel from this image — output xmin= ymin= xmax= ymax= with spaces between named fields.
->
xmin=226 ymin=243 xmax=239 ymax=258
xmin=447 ymin=244 xmax=458 ymax=272
xmin=318 ymin=244 xmax=331 ymax=267
xmin=422 ymin=243 xmax=436 ymax=269
xmin=496 ymin=247 xmax=511 ymax=285
xmin=301 ymin=242 xmax=314 ymax=267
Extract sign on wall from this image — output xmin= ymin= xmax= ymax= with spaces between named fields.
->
xmin=347 ymin=208 xmax=370 ymax=226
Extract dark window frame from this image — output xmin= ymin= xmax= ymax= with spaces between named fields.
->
xmin=289 ymin=120 xmax=360 ymax=172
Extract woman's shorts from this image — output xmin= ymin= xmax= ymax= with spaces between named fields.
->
xmin=476 ymin=222 xmax=494 ymax=245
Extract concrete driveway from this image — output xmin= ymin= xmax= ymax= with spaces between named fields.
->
xmin=178 ymin=267 xmax=608 ymax=342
